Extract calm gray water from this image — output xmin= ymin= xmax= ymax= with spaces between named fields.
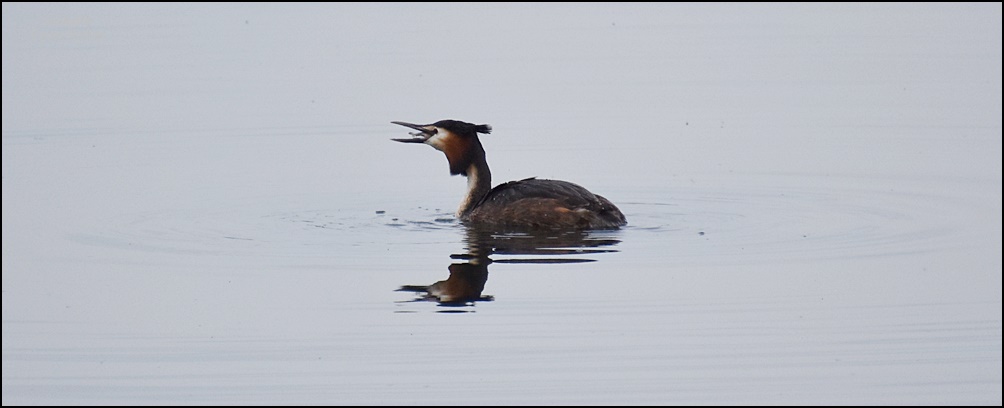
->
xmin=3 ymin=3 xmax=1001 ymax=405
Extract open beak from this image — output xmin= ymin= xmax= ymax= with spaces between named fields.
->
xmin=391 ymin=121 xmax=436 ymax=143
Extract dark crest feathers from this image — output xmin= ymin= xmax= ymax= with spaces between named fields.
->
xmin=432 ymin=120 xmax=492 ymax=137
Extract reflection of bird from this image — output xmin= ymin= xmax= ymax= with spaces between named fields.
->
xmin=392 ymin=120 xmax=627 ymax=230
xmin=466 ymin=227 xmax=620 ymax=256
xmin=398 ymin=260 xmax=492 ymax=304
xmin=397 ymin=223 xmax=622 ymax=306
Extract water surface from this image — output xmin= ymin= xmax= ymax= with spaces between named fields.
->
xmin=2 ymin=3 xmax=1001 ymax=405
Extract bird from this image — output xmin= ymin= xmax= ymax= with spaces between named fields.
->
xmin=391 ymin=119 xmax=626 ymax=230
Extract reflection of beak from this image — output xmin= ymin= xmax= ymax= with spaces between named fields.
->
xmin=391 ymin=121 xmax=435 ymax=143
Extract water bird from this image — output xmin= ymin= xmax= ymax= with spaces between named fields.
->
xmin=391 ymin=120 xmax=627 ymax=230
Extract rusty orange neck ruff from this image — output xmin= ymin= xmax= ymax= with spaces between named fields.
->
xmin=424 ymin=130 xmax=493 ymax=218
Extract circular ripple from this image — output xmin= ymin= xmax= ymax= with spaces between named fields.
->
xmin=72 ymin=179 xmax=983 ymax=268
xmin=619 ymin=182 xmax=979 ymax=265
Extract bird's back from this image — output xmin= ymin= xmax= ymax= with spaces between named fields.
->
xmin=464 ymin=178 xmax=627 ymax=230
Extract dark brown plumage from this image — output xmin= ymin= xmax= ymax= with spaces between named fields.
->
xmin=468 ymin=178 xmax=626 ymax=229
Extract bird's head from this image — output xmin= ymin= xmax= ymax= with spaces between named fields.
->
xmin=391 ymin=119 xmax=492 ymax=175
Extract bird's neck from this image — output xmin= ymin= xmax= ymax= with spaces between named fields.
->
xmin=457 ymin=157 xmax=492 ymax=218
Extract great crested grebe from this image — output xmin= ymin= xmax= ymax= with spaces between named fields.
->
xmin=391 ymin=119 xmax=627 ymax=230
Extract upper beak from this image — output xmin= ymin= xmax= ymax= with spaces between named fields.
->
xmin=391 ymin=121 xmax=435 ymax=143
